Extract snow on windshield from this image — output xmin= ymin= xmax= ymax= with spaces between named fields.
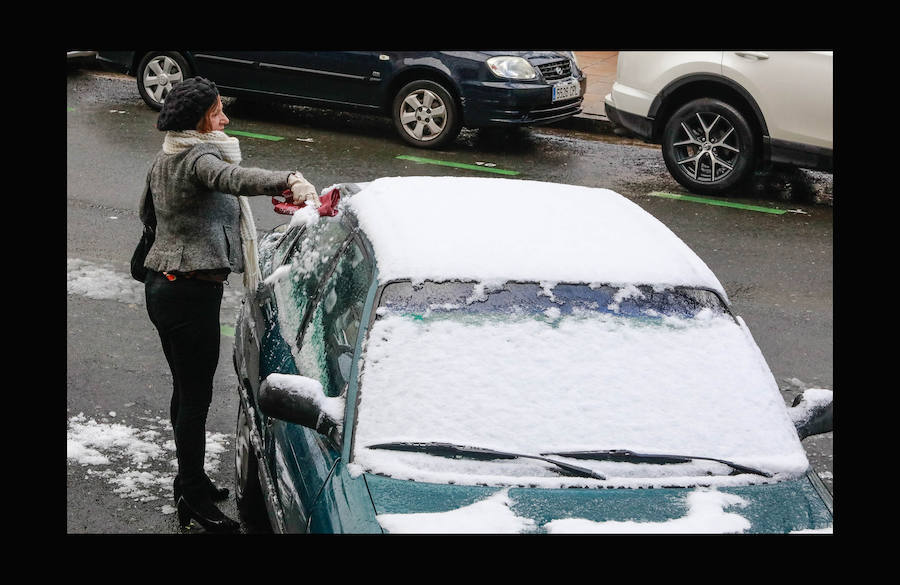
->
xmin=351 ymin=285 xmax=808 ymax=489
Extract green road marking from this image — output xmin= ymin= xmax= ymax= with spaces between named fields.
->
xmin=67 ymin=107 xmax=75 ymax=112
xmin=647 ymin=191 xmax=787 ymax=215
xmin=225 ymin=129 xmax=285 ymax=142
xmin=396 ymin=155 xmax=519 ymax=175
xmin=221 ymin=325 xmax=235 ymax=338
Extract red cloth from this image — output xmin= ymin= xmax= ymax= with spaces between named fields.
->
xmin=272 ymin=187 xmax=340 ymax=216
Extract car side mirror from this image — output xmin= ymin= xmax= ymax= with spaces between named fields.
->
xmin=259 ymin=373 xmax=344 ymax=445
xmin=788 ymin=388 xmax=833 ymax=440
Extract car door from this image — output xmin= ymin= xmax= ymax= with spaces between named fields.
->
xmin=290 ymin=235 xmax=374 ymax=531
xmin=254 ymin=51 xmax=386 ymax=108
xmin=258 ymin=216 xmax=353 ymax=531
xmin=189 ymin=51 xmax=261 ymax=91
xmin=722 ymin=51 xmax=833 ymax=149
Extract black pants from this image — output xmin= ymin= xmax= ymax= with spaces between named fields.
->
xmin=145 ymin=271 xmax=223 ymax=495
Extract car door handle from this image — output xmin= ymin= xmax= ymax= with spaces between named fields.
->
xmin=734 ymin=51 xmax=769 ymax=60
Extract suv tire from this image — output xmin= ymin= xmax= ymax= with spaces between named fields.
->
xmin=661 ymin=98 xmax=757 ymax=195
xmin=392 ymin=79 xmax=461 ymax=149
xmin=137 ymin=51 xmax=192 ymax=111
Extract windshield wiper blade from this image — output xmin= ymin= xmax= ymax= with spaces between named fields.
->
xmin=367 ymin=441 xmax=606 ymax=480
xmin=541 ymin=449 xmax=772 ymax=478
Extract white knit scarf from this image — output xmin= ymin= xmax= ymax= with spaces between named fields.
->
xmin=163 ymin=130 xmax=261 ymax=291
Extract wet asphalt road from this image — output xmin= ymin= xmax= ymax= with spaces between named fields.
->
xmin=66 ymin=64 xmax=833 ymax=533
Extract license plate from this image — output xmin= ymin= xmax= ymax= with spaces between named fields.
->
xmin=552 ymin=78 xmax=581 ymax=102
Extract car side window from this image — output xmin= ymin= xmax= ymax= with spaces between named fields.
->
xmin=295 ymin=237 xmax=372 ymax=398
xmin=270 ymin=218 xmax=351 ymax=354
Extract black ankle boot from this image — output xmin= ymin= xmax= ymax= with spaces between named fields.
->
xmin=174 ymin=474 xmax=230 ymax=504
xmin=176 ymin=493 xmax=240 ymax=533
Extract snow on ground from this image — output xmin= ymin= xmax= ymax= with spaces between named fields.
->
xmin=67 ymin=257 xmax=243 ymax=314
xmin=67 ymin=412 xmax=229 ymax=512
xmin=67 ymin=258 xmax=146 ymax=305
xmin=67 ymin=258 xmax=235 ymax=512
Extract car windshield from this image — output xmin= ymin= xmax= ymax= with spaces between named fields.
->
xmin=350 ymin=280 xmax=809 ymax=489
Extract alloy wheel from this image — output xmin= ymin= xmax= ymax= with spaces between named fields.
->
xmin=671 ymin=111 xmax=741 ymax=184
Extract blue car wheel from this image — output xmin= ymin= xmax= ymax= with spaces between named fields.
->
xmin=392 ymin=79 xmax=461 ymax=149
xmin=137 ymin=51 xmax=192 ymax=111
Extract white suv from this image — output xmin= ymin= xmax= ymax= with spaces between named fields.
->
xmin=604 ymin=51 xmax=833 ymax=195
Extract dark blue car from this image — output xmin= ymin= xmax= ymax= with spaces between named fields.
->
xmin=96 ymin=50 xmax=586 ymax=148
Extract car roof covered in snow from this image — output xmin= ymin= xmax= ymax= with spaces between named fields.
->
xmin=345 ymin=176 xmax=727 ymax=299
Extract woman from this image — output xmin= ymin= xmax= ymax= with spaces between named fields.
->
xmin=140 ymin=76 xmax=318 ymax=533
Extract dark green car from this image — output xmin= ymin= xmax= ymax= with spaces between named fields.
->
xmin=232 ymin=177 xmax=833 ymax=533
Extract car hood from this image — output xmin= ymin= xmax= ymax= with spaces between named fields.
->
xmin=363 ymin=473 xmax=832 ymax=534
xmin=478 ymin=51 xmax=573 ymax=62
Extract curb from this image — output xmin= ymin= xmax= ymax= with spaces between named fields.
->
xmin=552 ymin=112 xmax=616 ymax=136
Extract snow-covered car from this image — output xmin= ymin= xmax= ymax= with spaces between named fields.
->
xmin=603 ymin=51 xmax=833 ymax=195
xmin=232 ymin=176 xmax=833 ymax=533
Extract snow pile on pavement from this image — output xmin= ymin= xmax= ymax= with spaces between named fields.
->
xmin=67 ymin=412 xmax=165 ymax=467
xmin=67 ymin=257 xmax=243 ymax=314
xmin=67 ymin=258 xmax=145 ymax=305
xmin=67 ymin=412 xmax=229 ymax=509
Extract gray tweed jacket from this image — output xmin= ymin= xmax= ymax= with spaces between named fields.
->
xmin=139 ymin=143 xmax=292 ymax=274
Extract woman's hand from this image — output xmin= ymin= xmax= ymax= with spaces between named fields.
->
xmin=288 ymin=172 xmax=321 ymax=208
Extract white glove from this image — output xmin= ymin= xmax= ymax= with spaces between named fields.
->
xmin=288 ymin=172 xmax=320 ymax=208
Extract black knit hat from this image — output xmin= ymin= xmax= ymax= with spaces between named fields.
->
xmin=156 ymin=76 xmax=220 ymax=131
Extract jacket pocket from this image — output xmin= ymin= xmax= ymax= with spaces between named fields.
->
xmin=223 ymin=224 xmax=238 ymax=267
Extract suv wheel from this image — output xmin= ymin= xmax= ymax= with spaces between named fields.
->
xmin=661 ymin=98 xmax=757 ymax=195
xmin=137 ymin=52 xmax=192 ymax=111
xmin=234 ymin=399 xmax=268 ymax=527
xmin=392 ymin=80 xmax=461 ymax=149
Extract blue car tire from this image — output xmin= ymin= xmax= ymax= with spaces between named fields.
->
xmin=137 ymin=51 xmax=192 ymax=111
xmin=392 ymin=79 xmax=461 ymax=149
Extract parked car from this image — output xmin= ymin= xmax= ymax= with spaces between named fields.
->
xmin=95 ymin=51 xmax=586 ymax=149
xmin=604 ymin=51 xmax=833 ymax=195
xmin=231 ymin=176 xmax=833 ymax=534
